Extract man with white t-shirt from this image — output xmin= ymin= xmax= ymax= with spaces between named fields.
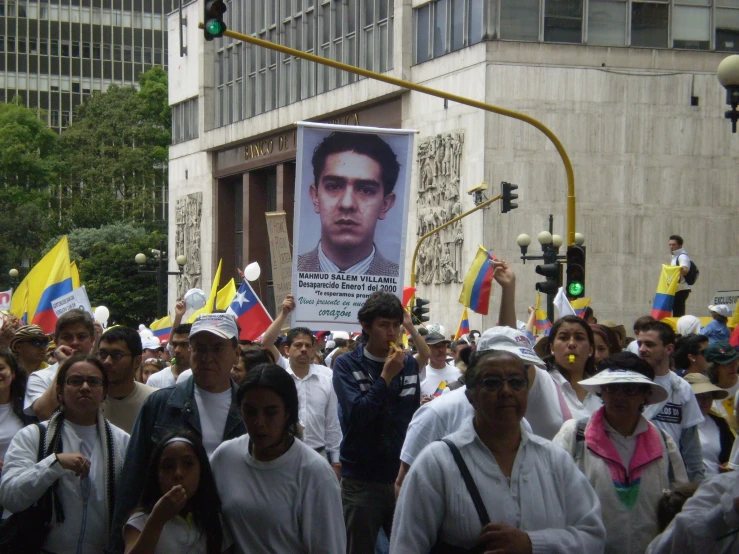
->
xmin=637 ymin=320 xmax=705 ymax=482
xmin=146 ymin=324 xmax=191 ymax=388
xmin=669 ymin=235 xmax=692 ymax=317
xmin=108 ymin=313 xmax=246 ymax=553
xmin=419 ymin=332 xmax=461 ymax=398
xmin=261 ymin=294 xmax=343 ymax=479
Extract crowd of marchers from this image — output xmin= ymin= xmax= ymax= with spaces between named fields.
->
xmin=0 ymin=243 xmax=737 ymax=553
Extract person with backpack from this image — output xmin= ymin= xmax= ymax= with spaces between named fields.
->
xmin=669 ymin=235 xmax=698 ymax=317
xmin=553 ymin=352 xmax=687 ymax=554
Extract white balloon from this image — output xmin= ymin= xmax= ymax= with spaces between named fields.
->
xmin=184 ymin=288 xmax=207 ymax=310
xmin=244 ymin=262 xmax=261 ymax=282
xmin=94 ymin=306 xmax=110 ymax=325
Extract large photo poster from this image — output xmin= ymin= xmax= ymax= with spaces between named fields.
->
xmin=291 ymin=122 xmax=415 ymax=331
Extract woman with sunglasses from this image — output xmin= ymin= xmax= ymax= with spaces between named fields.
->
xmin=553 ymin=352 xmax=687 ymax=554
xmin=0 ymin=354 xmax=130 ymax=553
xmin=391 ymin=349 xmax=605 ymax=553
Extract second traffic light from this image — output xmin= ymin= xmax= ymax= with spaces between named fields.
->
xmin=204 ymin=0 xmax=227 ymax=41
xmin=535 ymin=262 xmax=561 ymax=296
xmin=566 ymin=245 xmax=586 ymax=299
xmin=501 ymin=181 xmax=519 ymax=213
xmin=413 ymin=298 xmax=430 ymax=323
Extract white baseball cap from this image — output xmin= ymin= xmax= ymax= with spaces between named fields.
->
xmin=709 ymin=304 xmax=732 ymax=318
xmin=578 ymin=369 xmax=668 ymax=405
xmin=476 ymin=326 xmax=545 ymax=368
xmin=190 ymin=313 xmax=239 ymax=340
xmin=141 ymin=335 xmax=161 ymax=350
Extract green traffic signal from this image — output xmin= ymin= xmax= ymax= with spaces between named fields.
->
xmin=206 ymin=19 xmax=226 ymax=36
xmin=567 ymin=281 xmax=584 ymax=297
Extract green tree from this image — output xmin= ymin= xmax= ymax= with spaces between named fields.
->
xmin=48 ymin=225 xmax=165 ymax=327
xmin=0 ymin=99 xmax=60 ymax=289
xmin=58 ymin=67 xmax=170 ymax=232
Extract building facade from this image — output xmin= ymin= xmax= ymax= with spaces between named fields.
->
xmin=0 ymin=0 xmax=172 ymax=132
xmin=168 ymin=0 xmax=739 ymax=331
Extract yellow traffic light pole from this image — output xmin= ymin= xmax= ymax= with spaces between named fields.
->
xmin=202 ymin=25 xmax=577 ymax=280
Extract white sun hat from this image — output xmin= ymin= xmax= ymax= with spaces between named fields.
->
xmin=578 ymin=369 xmax=669 ymax=405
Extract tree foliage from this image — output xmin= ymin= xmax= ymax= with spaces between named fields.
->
xmin=48 ymin=224 xmax=164 ymax=327
xmin=57 ymin=67 xmax=170 ymax=232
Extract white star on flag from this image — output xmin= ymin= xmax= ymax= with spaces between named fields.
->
xmin=235 ymin=291 xmax=247 ymax=307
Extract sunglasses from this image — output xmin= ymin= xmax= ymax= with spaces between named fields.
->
xmin=21 ymin=338 xmax=49 ymax=348
xmin=480 ymin=376 xmax=528 ymax=392
xmin=66 ymin=376 xmax=104 ymax=388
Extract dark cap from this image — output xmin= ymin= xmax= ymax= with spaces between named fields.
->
xmin=425 ymin=332 xmax=450 ymax=346
xmin=704 ymin=342 xmax=739 ymax=365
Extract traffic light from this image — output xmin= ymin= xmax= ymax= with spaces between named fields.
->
xmin=535 ymin=262 xmax=561 ymax=296
xmin=204 ymin=0 xmax=227 ymax=41
xmin=501 ymin=181 xmax=519 ymax=213
xmin=413 ymin=298 xmax=430 ymax=324
xmin=566 ymin=245 xmax=586 ymax=299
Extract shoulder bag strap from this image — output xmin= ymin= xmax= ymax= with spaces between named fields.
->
xmin=35 ymin=422 xmax=46 ymax=461
xmin=441 ymin=439 xmax=490 ymax=526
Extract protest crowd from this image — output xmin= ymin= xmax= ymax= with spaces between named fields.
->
xmin=0 ymin=234 xmax=738 ymax=554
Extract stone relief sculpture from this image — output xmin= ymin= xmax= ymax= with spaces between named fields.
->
xmin=416 ymin=130 xmax=465 ymax=285
xmin=175 ymin=192 xmax=203 ymax=298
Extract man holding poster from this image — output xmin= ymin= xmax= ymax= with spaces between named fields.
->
xmin=292 ymin=123 xmax=414 ymax=330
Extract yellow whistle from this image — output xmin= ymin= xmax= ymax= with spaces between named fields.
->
xmin=568 ymin=354 xmax=576 ymax=363
xmin=390 ymin=342 xmax=397 ymax=349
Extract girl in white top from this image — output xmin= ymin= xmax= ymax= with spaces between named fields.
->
xmin=0 ymin=354 xmax=129 ymax=554
xmin=210 ymin=363 xmax=346 ymax=554
xmin=391 ymin=349 xmax=606 ymax=553
xmin=544 ymin=316 xmax=601 ymax=420
xmin=124 ymin=431 xmax=230 ymax=554
xmin=0 ymin=348 xmax=28 ymax=470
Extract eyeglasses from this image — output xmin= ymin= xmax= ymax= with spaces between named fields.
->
xmin=22 ymin=339 xmax=49 ymax=348
xmin=601 ymin=384 xmax=650 ymax=397
xmin=479 ymin=376 xmax=528 ymax=392
xmin=66 ymin=376 xmax=104 ymax=388
xmin=189 ymin=344 xmax=228 ymax=357
xmin=97 ymin=350 xmax=131 ymax=361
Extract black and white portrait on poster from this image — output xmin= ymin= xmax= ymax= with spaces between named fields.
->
xmin=291 ymin=122 xmax=415 ymax=330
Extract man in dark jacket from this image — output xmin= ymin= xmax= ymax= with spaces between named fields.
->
xmin=333 ymin=291 xmax=427 ymax=554
xmin=107 ymin=313 xmax=246 ymax=553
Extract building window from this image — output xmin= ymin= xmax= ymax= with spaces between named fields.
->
xmin=631 ymin=2 xmax=669 ymax=48
xmin=172 ymin=97 xmax=199 ymax=144
xmin=415 ymin=0 xmax=487 ymax=63
xmin=501 ymin=0 xmax=540 ymax=41
xmin=103 ymin=44 xmax=111 ymax=60
xmin=82 ymin=42 xmax=91 ymax=58
xmin=8 ymin=2 xmax=17 ymax=17
xmin=93 ymin=44 xmax=101 ymax=59
xmin=18 ymin=39 xmax=26 ymax=53
xmin=673 ymin=4 xmax=710 ymax=50
xmin=144 ymin=46 xmax=153 ymax=63
xmin=0 ymin=37 xmax=4 ymax=53
xmin=123 ymin=45 xmax=132 ymax=62
xmin=61 ymin=111 xmax=71 ymax=128
xmin=7 ymin=37 xmax=16 ymax=53
xmin=72 ymin=82 xmax=81 ymax=93
xmin=29 ymin=39 xmax=37 ymax=54
xmin=72 ymin=41 xmax=80 ymax=58
xmin=51 ymin=40 xmax=59 ymax=56
xmin=40 ymin=5 xmax=48 ymax=18
xmin=717 ymin=5 xmax=739 ymax=52
xmin=51 ymin=110 xmax=60 ymax=127
xmin=61 ymin=40 xmax=70 ymax=57
xmin=588 ymin=0 xmax=627 ymax=46
xmin=544 ymin=0 xmax=583 ymax=43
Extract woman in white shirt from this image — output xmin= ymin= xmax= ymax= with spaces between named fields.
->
xmin=390 ymin=349 xmax=605 ymax=553
xmin=0 ymin=354 xmax=129 ymax=554
xmin=544 ymin=316 xmax=601 ymax=419
xmin=0 ymin=347 xmax=31 ymax=472
xmin=210 ymin=363 xmax=345 ymax=554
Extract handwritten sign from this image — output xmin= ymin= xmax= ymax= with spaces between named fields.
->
xmin=0 ymin=289 xmax=11 ymax=311
xmin=51 ymin=286 xmax=93 ymax=317
xmin=266 ymin=211 xmax=293 ymax=309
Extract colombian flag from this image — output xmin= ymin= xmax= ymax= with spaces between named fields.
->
xmin=571 ymin=298 xmax=591 ymax=318
xmin=150 ymin=315 xmax=173 ymax=343
xmin=216 ymin=278 xmax=237 ymax=311
xmin=651 ymin=265 xmax=682 ymax=320
xmin=10 ymin=279 xmax=28 ymax=323
xmin=454 ymin=308 xmax=470 ymax=340
xmin=22 ymin=237 xmax=75 ymax=333
xmin=534 ymin=293 xmax=552 ymax=333
xmin=458 ymin=246 xmax=495 ymax=315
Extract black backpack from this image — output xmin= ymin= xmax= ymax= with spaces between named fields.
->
xmin=677 ymin=254 xmax=699 ymax=286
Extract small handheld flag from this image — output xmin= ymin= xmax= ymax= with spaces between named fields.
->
xmin=651 ymin=265 xmax=682 ymax=320
xmin=571 ymin=298 xmax=591 ymax=319
xmin=458 ymin=246 xmax=495 ymax=315
xmin=454 ymin=308 xmax=470 ymax=340
xmin=227 ymin=281 xmax=274 ymax=341
xmin=150 ymin=316 xmax=173 ymax=343
xmin=533 ymin=293 xmax=552 ymax=333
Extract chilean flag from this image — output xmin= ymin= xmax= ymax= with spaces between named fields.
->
xmin=227 ymin=281 xmax=273 ymax=341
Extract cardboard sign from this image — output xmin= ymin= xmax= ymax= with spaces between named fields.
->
xmin=265 ymin=211 xmax=293 ymax=310
xmin=0 ymin=289 xmax=11 ymax=311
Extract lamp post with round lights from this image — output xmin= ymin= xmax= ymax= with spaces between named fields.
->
xmin=135 ymin=240 xmax=187 ymax=318
xmin=717 ymin=55 xmax=739 ymax=133
xmin=8 ymin=268 xmax=19 ymax=289
xmin=515 ymin=214 xmax=581 ymax=323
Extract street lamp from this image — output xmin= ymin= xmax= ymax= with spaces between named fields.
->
xmin=516 ymin=215 xmax=583 ymax=323
xmin=8 ymin=269 xmax=19 ymax=288
xmin=717 ymin=55 xmax=739 ymax=133
xmin=135 ymin=240 xmax=187 ymax=318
